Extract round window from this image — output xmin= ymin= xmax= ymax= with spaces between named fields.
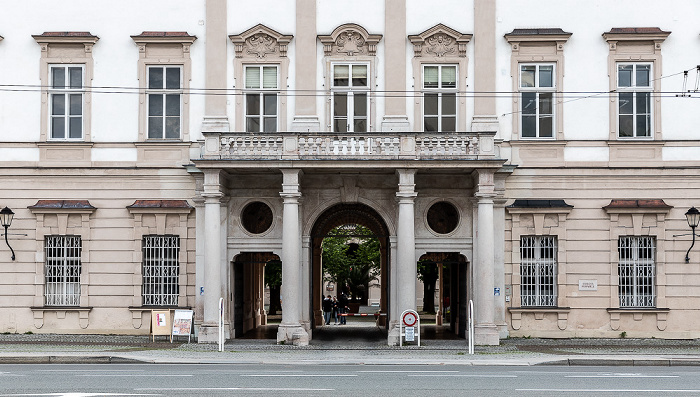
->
xmin=427 ymin=201 xmax=459 ymax=235
xmin=241 ymin=202 xmax=273 ymax=234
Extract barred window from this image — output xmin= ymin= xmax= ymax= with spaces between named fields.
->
xmin=618 ymin=236 xmax=655 ymax=308
xmin=45 ymin=235 xmax=82 ymax=306
xmin=142 ymin=235 xmax=180 ymax=306
xmin=520 ymin=236 xmax=557 ymax=307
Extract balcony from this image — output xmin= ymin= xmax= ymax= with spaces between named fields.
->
xmin=200 ymin=131 xmax=497 ymax=161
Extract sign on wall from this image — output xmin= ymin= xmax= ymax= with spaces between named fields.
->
xmin=578 ymin=280 xmax=598 ymax=291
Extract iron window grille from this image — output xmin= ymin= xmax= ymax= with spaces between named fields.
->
xmin=618 ymin=236 xmax=655 ymax=308
xmin=142 ymin=235 xmax=180 ymax=306
xmin=44 ymin=235 xmax=82 ymax=306
xmin=520 ymin=235 xmax=557 ymax=307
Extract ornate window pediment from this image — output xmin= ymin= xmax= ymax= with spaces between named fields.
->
xmin=318 ymin=24 xmax=382 ymax=57
xmin=229 ymin=24 xmax=293 ymax=59
xmin=408 ymin=24 xmax=472 ymax=58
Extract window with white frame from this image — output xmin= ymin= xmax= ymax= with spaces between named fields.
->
xmin=142 ymin=235 xmax=180 ymax=306
xmin=520 ymin=64 xmax=554 ymax=138
xmin=618 ymin=236 xmax=655 ymax=308
xmin=617 ymin=63 xmax=652 ymax=138
xmin=520 ymin=235 xmax=557 ymax=307
xmin=44 ymin=235 xmax=82 ymax=306
xmin=332 ymin=63 xmax=369 ymax=133
xmin=423 ymin=65 xmax=457 ymax=132
xmin=147 ymin=66 xmax=182 ymax=139
xmin=245 ymin=65 xmax=278 ymax=133
xmin=49 ymin=65 xmax=84 ymax=140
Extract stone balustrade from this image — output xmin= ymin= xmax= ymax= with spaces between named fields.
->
xmin=201 ymin=131 xmax=497 ymax=160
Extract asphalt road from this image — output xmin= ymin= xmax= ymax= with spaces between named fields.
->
xmin=2 ymin=364 xmax=700 ymax=396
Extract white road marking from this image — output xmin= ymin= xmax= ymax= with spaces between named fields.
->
xmin=78 ymin=374 xmax=192 ymax=377
xmin=409 ymin=374 xmax=517 ymax=378
xmin=0 ymin=393 xmax=159 ymax=396
xmin=518 ymin=389 xmax=700 ymax=393
xmin=565 ymin=375 xmax=679 ymax=378
xmin=357 ymin=370 xmax=459 ymax=373
xmin=241 ymin=374 xmax=356 ymax=377
xmin=137 ymin=388 xmax=334 ymax=392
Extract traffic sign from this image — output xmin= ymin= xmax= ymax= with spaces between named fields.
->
xmin=402 ymin=311 xmax=418 ymax=327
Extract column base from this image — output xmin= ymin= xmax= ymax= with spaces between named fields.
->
xmin=380 ymin=115 xmax=411 ymax=132
xmin=473 ymin=324 xmax=500 ymax=346
xmin=198 ymin=324 xmax=222 ymax=344
xmin=470 ymin=115 xmax=499 ymax=132
xmin=290 ymin=116 xmax=321 ymax=132
xmin=387 ymin=321 xmax=400 ymax=346
xmin=277 ymin=323 xmax=309 ymax=346
xmin=201 ymin=115 xmax=231 ymax=133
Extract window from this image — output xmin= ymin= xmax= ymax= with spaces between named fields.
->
xmin=520 ymin=236 xmax=557 ymax=307
xmin=332 ymin=64 xmax=369 ymax=133
xmin=617 ymin=63 xmax=652 ymax=138
xmin=142 ymin=235 xmax=180 ymax=306
xmin=618 ymin=236 xmax=655 ymax=308
xmin=44 ymin=235 xmax=82 ymax=306
xmin=423 ymin=65 xmax=457 ymax=132
xmin=147 ymin=66 xmax=182 ymax=139
xmin=245 ymin=65 xmax=278 ymax=133
xmin=520 ymin=64 xmax=554 ymax=138
xmin=49 ymin=65 xmax=84 ymax=140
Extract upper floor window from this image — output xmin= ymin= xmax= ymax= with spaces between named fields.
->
xmin=45 ymin=235 xmax=82 ymax=306
xmin=332 ymin=63 xmax=369 ymax=133
xmin=142 ymin=235 xmax=180 ymax=306
xmin=617 ymin=63 xmax=652 ymax=138
xmin=49 ymin=65 xmax=84 ymax=140
xmin=618 ymin=236 xmax=655 ymax=308
xmin=423 ymin=65 xmax=457 ymax=132
xmin=520 ymin=64 xmax=554 ymax=138
xmin=147 ymin=66 xmax=182 ymax=139
xmin=520 ymin=235 xmax=557 ymax=307
xmin=245 ymin=65 xmax=278 ymax=133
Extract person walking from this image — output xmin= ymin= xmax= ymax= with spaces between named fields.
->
xmin=322 ymin=295 xmax=333 ymax=325
xmin=338 ymin=293 xmax=349 ymax=325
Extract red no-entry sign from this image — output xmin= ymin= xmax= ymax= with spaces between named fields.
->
xmin=402 ymin=311 xmax=418 ymax=327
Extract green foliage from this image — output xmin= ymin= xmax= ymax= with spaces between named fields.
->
xmin=620 ymin=331 xmax=627 ymax=338
xmin=322 ymin=225 xmax=380 ymax=301
xmin=264 ymin=260 xmax=282 ymax=288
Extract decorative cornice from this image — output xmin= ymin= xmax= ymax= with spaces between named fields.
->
xmin=229 ymin=24 xmax=293 ymax=58
xmin=603 ymin=199 xmax=672 ymax=214
xmin=32 ymin=32 xmax=99 ymax=53
xmin=318 ymin=23 xmax=382 ymax=57
xmin=130 ymin=31 xmax=196 ymax=54
xmin=28 ymin=200 xmax=96 ymax=214
xmin=504 ymin=28 xmax=572 ymax=52
xmin=408 ymin=24 xmax=472 ymax=58
xmin=602 ymin=27 xmax=670 ymax=50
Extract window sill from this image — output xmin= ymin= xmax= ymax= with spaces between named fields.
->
xmin=30 ymin=306 xmax=93 ymax=329
xmin=607 ymin=308 xmax=670 ymax=331
xmin=508 ymin=307 xmax=570 ymax=330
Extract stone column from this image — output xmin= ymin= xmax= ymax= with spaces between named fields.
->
xmin=291 ymin=0 xmax=320 ymax=131
xmin=494 ymin=199 xmax=508 ymax=338
xmin=381 ymin=0 xmax=410 ymax=131
xmin=201 ymin=0 xmax=230 ymax=132
xmin=199 ymin=169 xmax=223 ymax=343
xmin=389 ymin=169 xmax=417 ymax=344
xmin=474 ymin=169 xmax=499 ymax=345
xmin=277 ymin=169 xmax=309 ymax=345
xmin=472 ymin=0 xmax=499 ymax=132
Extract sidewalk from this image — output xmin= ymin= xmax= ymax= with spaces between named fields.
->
xmin=1 ymin=329 xmax=700 ymax=366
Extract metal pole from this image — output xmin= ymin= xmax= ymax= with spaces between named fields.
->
xmin=218 ymin=297 xmax=224 ymax=352
xmin=468 ymin=299 xmax=474 ymax=355
xmin=686 ymin=226 xmax=696 ymax=263
xmin=4 ymin=225 xmax=14 ymax=261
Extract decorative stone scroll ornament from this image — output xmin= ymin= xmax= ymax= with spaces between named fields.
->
xmin=408 ymin=24 xmax=472 ymax=57
xmin=318 ymin=24 xmax=382 ymax=57
xmin=230 ymin=24 xmax=293 ymax=58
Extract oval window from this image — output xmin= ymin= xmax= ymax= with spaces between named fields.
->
xmin=241 ymin=202 xmax=273 ymax=234
xmin=427 ymin=201 xmax=459 ymax=235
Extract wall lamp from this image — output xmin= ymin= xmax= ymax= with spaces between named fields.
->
xmin=685 ymin=207 xmax=700 ymax=263
xmin=0 ymin=207 xmax=15 ymax=261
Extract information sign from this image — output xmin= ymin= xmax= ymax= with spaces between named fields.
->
xmin=150 ymin=310 xmax=172 ymax=342
xmin=172 ymin=309 xmax=194 ymax=343
xmin=405 ymin=326 xmax=415 ymax=341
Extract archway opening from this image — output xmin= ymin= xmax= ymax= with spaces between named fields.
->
xmin=231 ymin=252 xmax=280 ymax=339
xmin=418 ymin=252 xmax=468 ymax=339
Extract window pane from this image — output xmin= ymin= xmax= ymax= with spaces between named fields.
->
xmin=521 ymin=65 xmax=535 ymax=88
xmin=354 ymin=118 xmax=367 ymax=133
xmin=51 ymin=117 xmax=65 ymax=139
xmin=148 ymin=117 xmax=163 ymax=138
xmin=69 ymin=67 xmax=82 ymax=89
xmin=539 ymin=116 xmax=553 ymax=137
xmin=263 ymin=117 xmax=277 ymax=133
xmin=352 ymin=65 xmax=367 ymax=87
xmin=334 ymin=118 xmax=347 ymax=133
xmin=263 ymin=94 xmax=277 ymax=115
xmin=52 ymin=67 xmax=65 ymax=89
xmin=263 ymin=67 xmax=277 ymax=89
xmin=334 ymin=93 xmax=347 ymax=117
xmin=637 ymin=115 xmax=651 ymax=137
xmin=539 ymin=92 xmax=552 ymax=115
xmin=522 ymin=116 xmax=536 ymax=137
xmin=149 ymin=67 xmax=163 ymax=89
xmin=354 ymin=93 xmax=367 ymax=117
xmin=334 ymin=65 xmax=349 ymax=87
xmin=246 ymin=94 xmax=260 ymax=116
xmin=165 ymin=116 xmax=180 ymax=138
xmin=442 ymin=116 xmax=456 ymax=132
xmin=69 ymin=117 xmax=82 ymax=139
xmin=442 ymin=93 xmax=456 ymax=115
xmin=247 ymin=117 xmax=260 ymax=133
xmin=149 ymin=94 xmax=163 ymax=116
xmin=618 ymin=65 xmax=633 ymax=87
xmin=165 ymin=67 xmax=180 ymax=89
xmin=69 ymin=94 xmax=82 ymax=115
xmin=424 ymin=93 xmax=438 ymax=116
xmin=424 ymin=66 xmax=438 ymax=88
xmin=539 ymin=65 xmax=553 ymax=88
xmin=441 ymin=66 xmax=457 ymax=88
xmin=424 ymin=116 xmax=438 ymax=132
xmin=619 ymin=92 xmax=633 ymax=115
xmin=245 ymin=67 xmax=260 ymax=89
xmin=619 ymin=115 xmax=633 ymax=137
xmin=521 ymin=92 xmax=536 ymax=115
xmin=636 ymin=64 xmax=651 ymax=87
xmin=165 ymin=94 xmax=180 ymax=116
xmin=51 ymin=94 xmax=65 ymax=115
xmin=636 ymin=92 xmax=650 ymax=114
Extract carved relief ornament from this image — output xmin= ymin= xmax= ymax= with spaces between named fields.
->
xmin=318 ymin=24 xmax=382 ymax=57
xmin=230 ymin=24 xmax=293 ymax=58
xmin=408 ymin=24 xmax=472 ymax=58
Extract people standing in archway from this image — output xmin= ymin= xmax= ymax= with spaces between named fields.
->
xmin=323 ymin=295 xmax=333 ymax=325
xmin=332 ymin=296 xmax=339 ymax=324
xmin=339 ymin=293 xmax=349 ymax=325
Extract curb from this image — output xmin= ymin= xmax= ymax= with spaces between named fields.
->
xmin=537 ymin=358 xmax=700 ymax=366
xmin=0 ymin=356 xmax=144 ymax=364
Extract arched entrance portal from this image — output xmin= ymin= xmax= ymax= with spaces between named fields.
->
xmin=310 ymin=203 xmax=390 ymax=330
xmin=231 ymin=252 xmax=280 ymax=338
xmin=418 ymin=252 xmax=469 ymax=338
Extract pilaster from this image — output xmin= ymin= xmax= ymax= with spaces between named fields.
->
xmin=202 ymin=0 xmax=230 ymax=132
xmin=291 ymin=0 xmax=320 ymax=131
xmin=381 ymin=0 xmax=410 ymax=132
xmin=199 ymin=169 xmax=224 ymax=343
